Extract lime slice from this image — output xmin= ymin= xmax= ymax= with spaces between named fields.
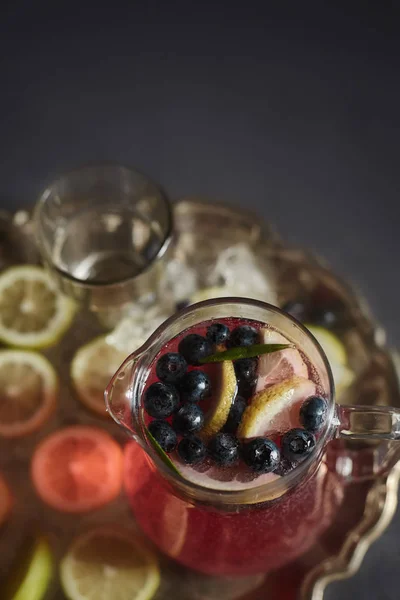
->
xmin=305 ymin=325 xmax=346 ymax=365
xmin=238 ymin=376 xmax=316 ymax=438
xmin=305 ymin=325 xmax=355 ymax=394
xmin=0 ymin=266 xmax=75 ymax=348
xmin=199 ymin=361 xmax=237 ymax=440
xmin=71 ymin=336 xmax=127 ymax=417
xmin=0 ymin=350 xmax=58 ymax=438
xmin=2 ymin=536 xmax=53 ymax=600
xmin=189 ymin=286 xmax=232 ymax=304
xmin=60 ymin=526 xmax=160 ymax=600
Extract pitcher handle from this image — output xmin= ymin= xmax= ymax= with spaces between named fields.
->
xmin=334 ymin=404 xmax=400 ymax=440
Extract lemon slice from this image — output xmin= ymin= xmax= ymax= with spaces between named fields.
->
xmin=0 ymin=266 xmax=76 ymax=348
xmin=3 ymin=536 xmax=53 ymax=600
xmin=0 ymin=350 xmax=58 ymax=438
xmin=60 ymin=526 xmax=160 ymax=600
xmin=238 ymin=376 xmax=316 ymax=438
xmin=199 ymin=361 xmax=237 ymax=440
xmin=71 ymin=336 xmax=127 ymax=417
xmin=305 ymin=325 xmax=355 ymax=394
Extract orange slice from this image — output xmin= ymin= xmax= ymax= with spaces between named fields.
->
xmin=0 ymin=350 xmax=58 ymax=438
xmin=31 ymin=426 xmax=123 ymax=513
xmin=0 ymin=473 xmax=12 ymax=526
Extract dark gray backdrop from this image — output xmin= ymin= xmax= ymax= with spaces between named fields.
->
xmin=1 ymin=3 xmax=399 ymax=598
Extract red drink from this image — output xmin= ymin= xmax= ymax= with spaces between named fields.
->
xmin=122 ymin=316 xmax=343 ymax=575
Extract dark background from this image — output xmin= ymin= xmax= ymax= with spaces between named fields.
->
xmin=0 ymin=3 xmax=399 ymax=598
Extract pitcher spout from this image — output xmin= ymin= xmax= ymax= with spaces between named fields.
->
xmin=105 ymin=353 xmax=143 ymax=442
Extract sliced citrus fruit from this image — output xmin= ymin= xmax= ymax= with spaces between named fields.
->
xmin=306 ymin=324 xmax=355 ymax=394
xmin=60 ymin=526 xmax=160 ymax=600
xmin=199 ymin=361 xmax=237 ymax=440
xmin=0 ymin=265 xmax=76 ymax=349
xmin=305 ymin=325 xmax=347 ymax=365
xmin=189 ymin=286 xmax=231 ymax=304
xmin=71 ymin=336 xmax=127 ymax=417
xmin=238 ymin=376 xmax=316 ymax=438
xmin=2 ymin=536 xmax=53 ymax=600
xmin=0 ymin=473 xmax=12 ymax=526
xmin=0 ymin=350 xmax=58 ymax=438
xmin=256 ymin=329 xmax=308 ymax=391
xmin=31 ymin=426 xmax=123 ymax=513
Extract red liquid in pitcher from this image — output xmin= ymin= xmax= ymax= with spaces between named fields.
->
xmin=124 ymin=317 xmax=343 ymax=575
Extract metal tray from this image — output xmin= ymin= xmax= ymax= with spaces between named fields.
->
xmin=0 ymin=199 xmax=399 ymax=600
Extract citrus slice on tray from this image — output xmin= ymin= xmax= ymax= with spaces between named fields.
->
xmin=0 ymin=350 xmax=58 ymax=438
xmin=0 ymin=473 xmax=12 ymax=526
xmin=31 ymin=426 xmax=123 ymax=513
xmin=0 ymin=265 xmax=76 ymax=348
xmin=71 ymin=336 xmax=127 ymax=417
xmin=238 ymin=376 xmax=316 ymax=438
xmin=2 ymin=536 xmax=53 ymax=600
xmin=256 ymin=329 xmax=308 ymax=391
xmin=305 ymin=324 xmax=355 ymax=395
xmin=60 ymin=526 xmax=160 ymax=600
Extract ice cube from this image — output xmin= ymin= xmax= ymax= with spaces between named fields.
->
xmin=206 ymin=243 xmax=277 ymax=304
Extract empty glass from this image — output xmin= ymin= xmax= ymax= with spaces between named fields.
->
xmin=34 ymin=163 xmax=173 ymax=314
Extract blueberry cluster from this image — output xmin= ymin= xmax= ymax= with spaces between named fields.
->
xmin=145 ymin=320 xmax=328 ymax=477
xmin=145 ymin=323 xmax=262 ymax=468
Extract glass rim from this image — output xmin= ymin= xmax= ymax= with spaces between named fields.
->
xmin=131 ymin=297 xmax=337 ymax=505
xmin=33 ymin=161 xmax=174 ymax=289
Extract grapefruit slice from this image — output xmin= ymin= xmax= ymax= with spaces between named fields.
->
xmin=71 ymin=336 xmax=127 ymax=417
xmin=60 ymin=526 xmax=160 ymax=600
xmin=0 ymin=473 xmax=12 ymax=526
xmin=0 ymin=265 xmax=76 ymax=349
xmin=0 ymin=350 xmax=58 ymax=438
xmin=31 ymin=426 xmax=123 ymax=513
xmin=238 ymin=376 xmax=316 ymax=438
xmin=199 ymin=361 xmax=237 ymax=440
xmin=256 ymin=329 xmax=308 ymax=392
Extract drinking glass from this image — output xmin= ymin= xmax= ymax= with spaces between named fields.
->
xmin=105 ymin=298 xmax=400 ymax=576
xmin=34 ymin=163 xmax=173 ymax=315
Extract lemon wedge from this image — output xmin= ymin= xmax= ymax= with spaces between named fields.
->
xmin=238 ymin=376 xmax=316 ymax=438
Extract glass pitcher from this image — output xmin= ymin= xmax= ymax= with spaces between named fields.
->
xmin=105 ymin=298 xmax=400 ymax=576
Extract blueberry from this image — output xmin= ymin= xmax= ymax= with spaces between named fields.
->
xmin=234 ymin=358 xmax=258 ymax=383
xmin=176 ymin=299 xmax=190 ymax=311
xmin=282 ymin=300 xmax=308 ymax=322
xmin=173 ymin=403 xmax=205 ymax=433
xmin=179 ymin=370 xmax=211 ymax=403
xmin=144 ymin=382 xmax=179 ymax=418
xmin=156 ymin=352 xmax=187 ymax=384
xmin=208 ymin=433 xmax=240 ymax=466
xmin=234 ymin=358 xmax=258 ymax=399
xmin=242 ymin=438 xmax=280 ymax=473
xmin=148 ymin=420 xmax=177 ymax=453
xmin=206 ymin=322 xmax=230 ymax=345
xmin=300 ymin=396 xmax=328 ymax=432
xmin=178 ymin=434 xmax=206 ymax=464
xmin=178 ymin=334 xmax=212 ymax=366
xmin=282 ymin=428 xmax=316 ymax=461
xmin=223 ymin=395 xmax=247 ymax=434
xmin=227 ymin=325 xmax=259 ymax=348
